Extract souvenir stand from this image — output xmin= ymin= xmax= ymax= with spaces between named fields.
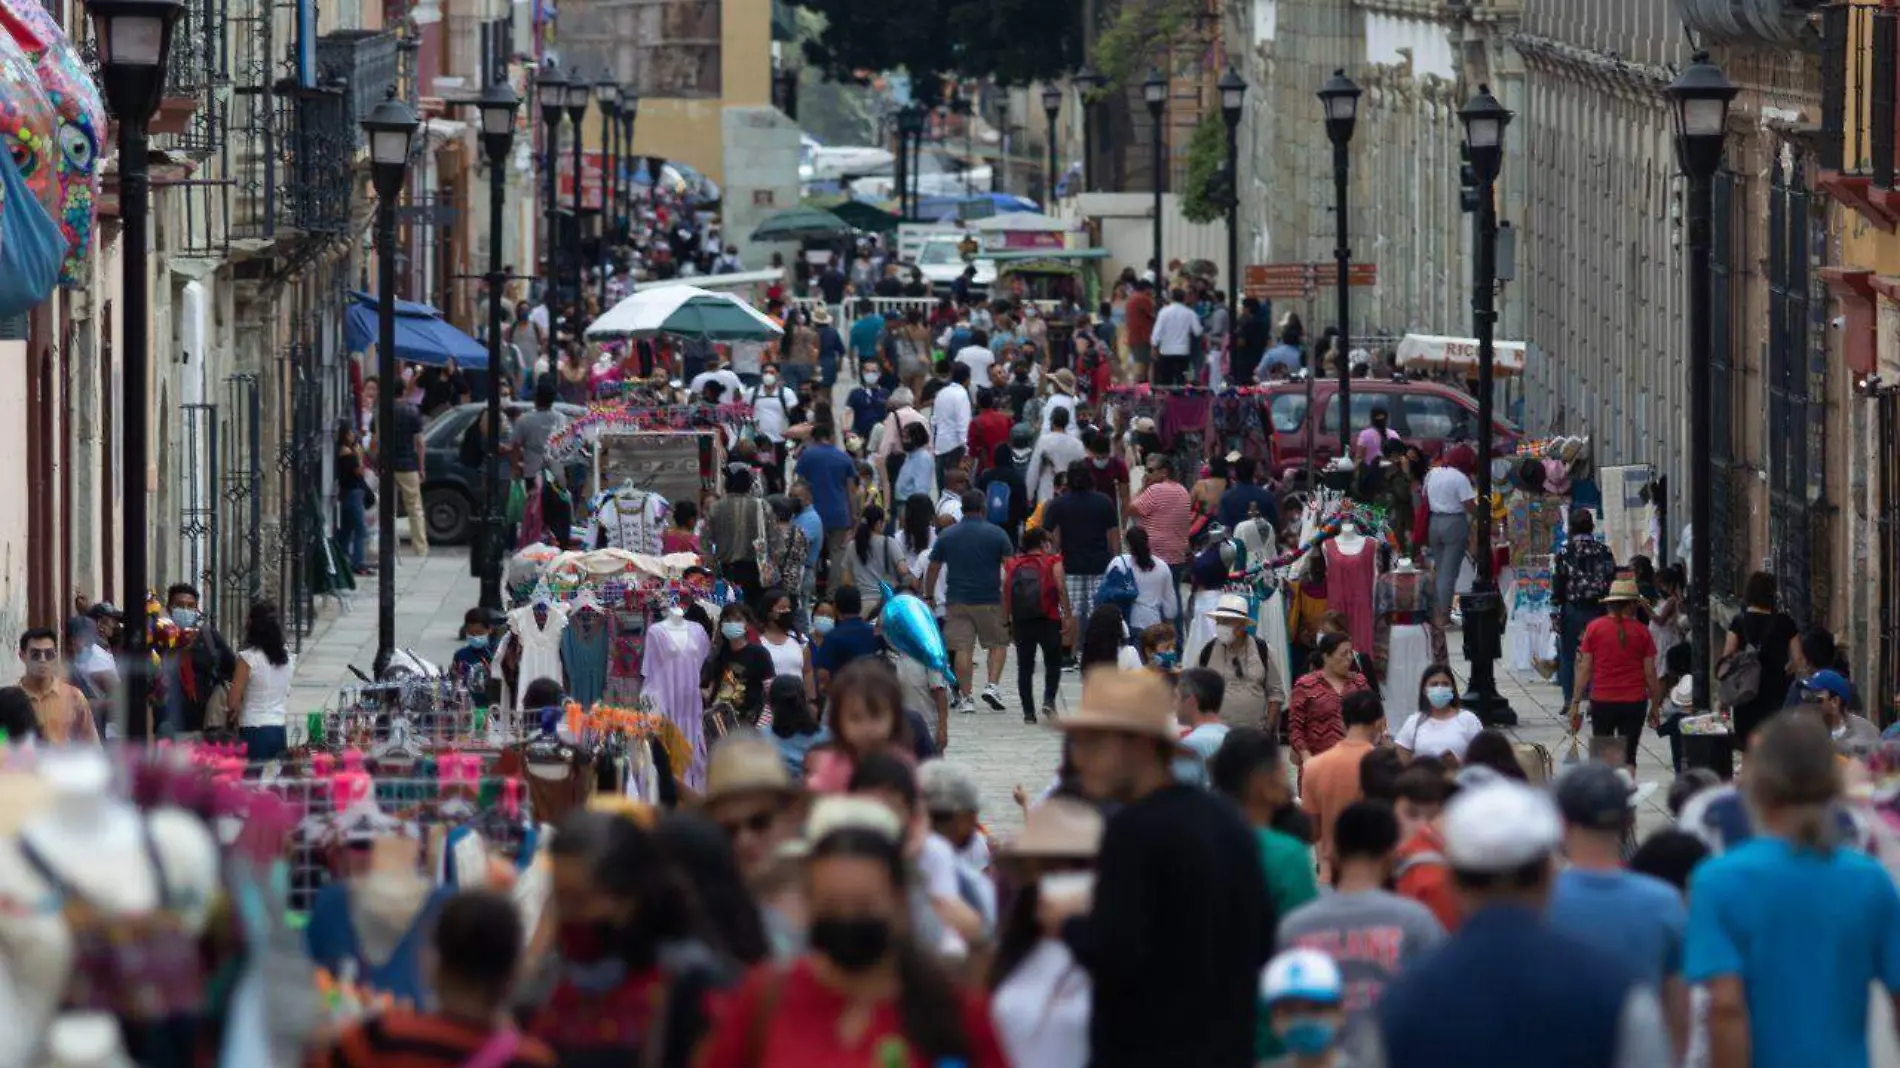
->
xmin=1501 ymin=435 xmax=1594 ymax=676
xmin=1101 ymin=383 xmax=1277 ymax=479
xmin=539 ymin=400 xmax=749 ymax=549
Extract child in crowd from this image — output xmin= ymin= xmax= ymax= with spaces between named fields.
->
xmin=662 ymin=499 xmax=700 ymax=555
xmin=451 ymin=607 xmax=496 ymax=698
xmin=805 ymin=658 xmax=917 ymax=793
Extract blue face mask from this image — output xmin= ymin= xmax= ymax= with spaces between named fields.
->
xmin=1279 ymin=1018 xmax=1337 ymax=1056
xmin=813 ymin=616 xmax=836 ymax=635
xmin=170 ymin=608 xmax=200 ymax=629
xmin=465 ymin=634 xmax=490 ymax=651
xmin=0 ymin=152 xmax=63 ymax=317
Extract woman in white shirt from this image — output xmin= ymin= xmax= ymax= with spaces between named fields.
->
xmin=756 ymin=588 xmax=815 ymax=700
xmin=990 ymin=797 xmax=1103 ymax=1068
xmin=225 ymin=600 xmax=297 ymax=762
xmin=1392 ymin=663 xmax=1484 ymax=762
xmin=1106 ymin=528 xmax=1181 ymax=632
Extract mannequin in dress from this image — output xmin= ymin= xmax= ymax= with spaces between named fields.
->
xmin=1324 ymin=520 xmax=1378 ymax=657
xmin=1375 ymin=556 xmax=1438 ymax=710
xmin=645 ymin=606 xmax=714 ymax=788
xmin=0 ymin=749 xmax=219 ymax=1068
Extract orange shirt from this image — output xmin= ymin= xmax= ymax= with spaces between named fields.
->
xmin=1299 ymin=737 xmax=1372 ymax=870
xmin=1124 ymin=291 xmax=1157 ymax=345
xmin=22 ymin=679 xmax=98 ymax=744
xmin=1395 ymin=825 xmax=1461 ymax=932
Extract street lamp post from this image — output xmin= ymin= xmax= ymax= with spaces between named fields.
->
xmin=1219 ymin=66 xmax=1246 ymax=321
xmin=596 ymin=73 xmax=618 ymax=306
xmin=1318 ymin=69 xmax=1360 ymax=460
xmin=620 ymin=88 xmax=639 ymax=240
xmin=1456 ymin=84 xmax=1515 ymax=727
xmin=1143 ymin=68 xmax=1167 ymax=288
xmin=1073 ymin=66 xmax=1105 ymax=193
xmin=1667 ymin=53 xmax=1738 ymax=719
xmin=536 ymin=67 xmax=566 ymax=356
xmin=996 ymin=95 xmax=1010 ymax=194
xmin=362 ymin=91 xmax=421 ymax=673
xmin=88 ymin=0 xmax=185 ymax=738
xmin=564 ymin=71 xmax=592 ymax=328
xmin=475 ymin=80 xmax=518 ymax=613
xmin=898 ymin=105 xmax=925 ymax=219
xmin=1040 ymin=82 xmax=1061 ymax=204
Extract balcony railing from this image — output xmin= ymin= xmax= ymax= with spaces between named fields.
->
xmin=316 ymin=30 xmax=399 ymax=149
xmin=1819 ymin=2 xmax=1900 ymax=227
xmin=1681 ymin=0 xmax=1816 ymax=46
xmin=285 ymin=86 xmax=354 ymax=236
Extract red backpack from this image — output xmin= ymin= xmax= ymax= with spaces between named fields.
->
xmin=1007 ymin=553 xmax=1062 ymax=622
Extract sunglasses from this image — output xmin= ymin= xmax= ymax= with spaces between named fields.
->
xmin=718 ymin=810 xmax=777 ymax=838
xmin=24 ymin=649 xmax=55 ymax=662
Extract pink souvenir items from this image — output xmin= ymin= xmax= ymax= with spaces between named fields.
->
xmin=0 ymin=0 xmax=103 ymax=284
xmin=0 ymin=28 xmax=55 ymax=220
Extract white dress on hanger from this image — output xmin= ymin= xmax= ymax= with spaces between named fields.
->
xmin=509 ymin=603 xmax=570 ymax=712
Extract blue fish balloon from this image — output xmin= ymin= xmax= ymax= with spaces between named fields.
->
xmin=878 ymin=582 xmax=957 ymax=690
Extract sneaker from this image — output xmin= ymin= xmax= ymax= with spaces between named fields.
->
xmin=1041 ymin=702 xmax=1058 ymax=722
xmin=982 ymin=684 xmax=1005 ymax=711
xmin=1023 ymin=708 xmax=1039 ymax=725
xmin=956 ymin=695 xmax=976 ymax=714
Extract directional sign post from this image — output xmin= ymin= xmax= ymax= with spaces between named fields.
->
xmin=1243 ymin=262 xmax=1377 ymax=301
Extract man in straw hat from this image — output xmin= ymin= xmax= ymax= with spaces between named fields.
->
xmin=1041 ymin=667 xmax=1273 ymax=1067
xmin=1042 ymin=368 xmax=1080 ymax=436
xmin=1198 ymin=593 xmax=1288 ymax=732
xmin=700 ymin=734 xmax=807 ymax=955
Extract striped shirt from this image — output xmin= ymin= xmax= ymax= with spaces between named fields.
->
xmin=1132 ymin=480 xmax=1195 ymax=565
xmin=310 ymin=1012 xmax=558 ymax=1068
xmin=1287 ymin=670 xmax=1371 ymax=758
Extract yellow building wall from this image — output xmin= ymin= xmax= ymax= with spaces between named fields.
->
xmin=612 ymin=0 xmax=774 ymax=186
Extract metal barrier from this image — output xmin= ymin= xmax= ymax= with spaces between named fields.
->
xmin=787 ymin=296 xmax=1063 ymax=322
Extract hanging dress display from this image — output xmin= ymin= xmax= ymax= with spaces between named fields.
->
xmin=1374 ymin=566 xmax=1438 ymax=710
xmin=606 ymin=603 xmax=648 ymax=704
xmin=1323 ymin=535 xmax=1378 ymax=657
xmin=592 ymin=487 xmax=670 ymax=554
xmin=642 ymin=621 xmax=713 ymax=789
xmin=561 ymin=608 xmax=611 ymax=709
xmin=509 ymin=602 xmax=570 ymax=712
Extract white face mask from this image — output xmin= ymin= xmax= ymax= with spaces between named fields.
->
xmin=1221 ymin=624 xmax=1244 ymax=644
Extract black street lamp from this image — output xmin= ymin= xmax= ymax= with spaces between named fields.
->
xmin=1073 ymin=65 xmax=1105 ymax=193
xmin=536 ymin=66 xmax=566 ymax=356
xmin=596 ymin=73 xmax=618 ymax=307
xmin=897 ymin=104 xmax=925 ymax=219
xmin=362 ymin=90 xmax=421 ymax=673
xmin=1318 ymin=68 xmax=1360 ymax=458
xmin=620 ymin=87 xmax=639 ymax=239
xmin=564 ymin=71 xmax=592 ymax=329
xmin=995 ymin=95 xmax=1010 ymax=194
xmin=1455 ymin=83 xmax=1515 ymax=727
xmin=1219 ymin=66 xmax=1246 ymax=323
xmin=1143 ymin=68 xmax=1167 ymax=294
xmin=1040 ymin=82 xmax=1062 ymax=204
xmin=1667 ymin=53 xmax=1737 ymax=720
xmin=475 ymin=80 xmax=518 ymax=612
xmin=88 ymin=0 xmax=185 ymax=739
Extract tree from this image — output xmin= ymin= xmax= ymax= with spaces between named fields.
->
xmin=794 ymin=0 xmax=1085 ymax=95
xmin=1179 ymin=112 xmax=1230 ymax=224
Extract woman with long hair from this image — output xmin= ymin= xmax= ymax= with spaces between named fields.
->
xmin=333 ymin=424 xmax=371 ymax=575
xmin=226 ymin=600 xmax=295 ymax=761
xmin=806 ymin=658 xmax=913 ymax=793
xmin=697 ymin=826 xmax=1008 ymax=1068
xmin=1569 ymin=574 xmax=1662 ymax=773
xmin=988 ymin=798 xmax=1104 ymax=1068
xmin=705 ymin=602 xmax=775 ymax=725
xmin=848 ymin=503 xmax=907 ymax=615
xmin=1078 ymin=603 xmax=1138 ymax=673
xmin=757 ymin=587 xmax=816 ymax=703
xmin=765 ymin=675 xmax=823 ymax=777
xmin=896 ymin=493 xmax=940 ymax=616
xmin=532 ymin=812 xmax=728 ymax=1067
xmin=1393 ymin=663 xmax=1483 ymax=763
xmin=1285 ymin=632 xmax=1371 ymax=767
xmin=1718 ymin=569 xmax=1802 ymax=747
xmin=652 ymin=810 xmax=771 ymax=967
xmin=1104 ymin=527 xmax=1179 ymax=632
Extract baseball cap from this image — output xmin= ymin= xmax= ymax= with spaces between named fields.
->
xmin=86 ymin=602 xmax=123 ymax=621
xmin=1260 ymin=948 xmax=1343 ymax=1005
xmin=1443 ymin=781 xmax=1562 ymax=872
xmin=1555 ymin=763 xmax=1637 ymax=832
xmin=1800 ymin=669 xmax=1852 ymax=702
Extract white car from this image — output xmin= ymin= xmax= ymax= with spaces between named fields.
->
xmin=912 ymin=236 xmax=996 ymax=293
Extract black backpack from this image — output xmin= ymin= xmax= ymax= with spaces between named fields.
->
xmin=1008 ymin=555 xmax=1059 ymax=622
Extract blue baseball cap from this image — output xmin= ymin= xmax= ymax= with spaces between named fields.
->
xmin=1801 ymin=669 xmax=1852 ymax=702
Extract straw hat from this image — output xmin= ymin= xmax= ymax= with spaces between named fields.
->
xmin=1050 ymin=369 xmax=1078 ymax=394
xmin=1005 ymin=797 xmax=1104 ymax=860
xmin=1600 ymin=574 xmax=1644 ymax=604
xmin=810 ymin=306 xmax=833 ymax=325
xmin=1206 ymin=593 xmax=1253 ymax=625
xmin=702 ymin=734 xmax=799 ymax=806
xmin=1058 ymin=668 xmax=1181 ymax=743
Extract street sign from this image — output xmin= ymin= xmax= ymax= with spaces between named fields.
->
xmin=1243 ymin=262 xmax=1377 ymax=300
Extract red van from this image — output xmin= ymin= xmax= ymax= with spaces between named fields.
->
xmin=1260 ymin=378 xmax=1518 ymax=489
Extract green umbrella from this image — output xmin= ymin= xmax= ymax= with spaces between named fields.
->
xmin=585 ymin=286 xmax=785 ymax=341
xmin=829 ymin=200 xmax=902 ymax=234
xmin=750 ymin=206 xmax=853 ymax=242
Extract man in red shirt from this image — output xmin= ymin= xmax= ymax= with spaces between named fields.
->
xmin=966 ymin=388 xmax=1014 ymax=478
xmin=1391 ymin=758 xmax=1461 ymax=932
xmin=1124 ymin=280 xmax=1158 ymax=380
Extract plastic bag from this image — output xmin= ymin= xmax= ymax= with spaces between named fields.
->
xmin=505 ymin=479 xmax=527 ymax=526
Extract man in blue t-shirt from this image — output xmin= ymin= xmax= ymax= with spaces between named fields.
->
xmin=924 ymin=490 xmax=1014 ymax=714
xmin=1217 ymin=456 xmax=1281 ymax=532
xmin=792 ymin=423 xmax=860 ymax=594
xmin=1684 ymin=714 xmax=1900 ymax=1068
xmin=845 ymin=365 xmax=890 ymax=440
xmin=814 ymin=586 xmax=882 ymax=685
xmin=1547 ymin=766 xmax=1687 ymax=1018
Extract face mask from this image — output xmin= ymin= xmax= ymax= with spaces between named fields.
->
xmin=1155 ymin=650 xmax=1178 ymax=670
xmin=810 ymin=915 xmax=891 ymax=972
xmin=465 ymin=635 xmax=490 ymax=651
xmin=813 ymin=616 xmax=836 ymax=635
xmin=1279 ymin=1017 xmax=1337 ymax=1056
xmin=1426 ymin=685 xmax=1456 ymax=709
xmin=1221 ymin=624 xmax=1244 ymax=644
xmin=721 ymin=622 xmax=747 ymax=641
xmin=170 ymin=608 xmax=200 ymax=628
xmin=763 ymin=374 xmax=779 ymax=387
xmin=775 ymin=611 xmax=794 ymax=627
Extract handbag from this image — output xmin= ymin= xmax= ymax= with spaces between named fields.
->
xmin=1716 ymin=643 xmax=1763 ymax=707
xmin=704 ymin=700 xmax=741 ymax=744
xmin=1097 ymin=557 xmax=1140 ymax=610
xmin=753 ymin=499 xmax=780 ymax=586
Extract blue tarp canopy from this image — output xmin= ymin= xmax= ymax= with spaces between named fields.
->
xmin=344 ymin=290 xmax=489 ymax=369
xmin=918 ymin=192 xmax=1040 ymax=223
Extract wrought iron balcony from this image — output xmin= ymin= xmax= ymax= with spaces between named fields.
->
xmin=315 ymin=30 xmax=400 ymax=149
xmin=285 ymin=85 xmax=354 ymax=236
xmin=1818 ymin=1 xmax=1900 ymax=228
xmin=1680 ymin=0 xmax=1825 ymax=46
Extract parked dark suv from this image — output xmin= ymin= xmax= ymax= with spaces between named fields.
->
xmin=1261 ymin=378 xmax=1518 ymax=489
xmin=421 ymin=401 xmax=586 ymax=544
